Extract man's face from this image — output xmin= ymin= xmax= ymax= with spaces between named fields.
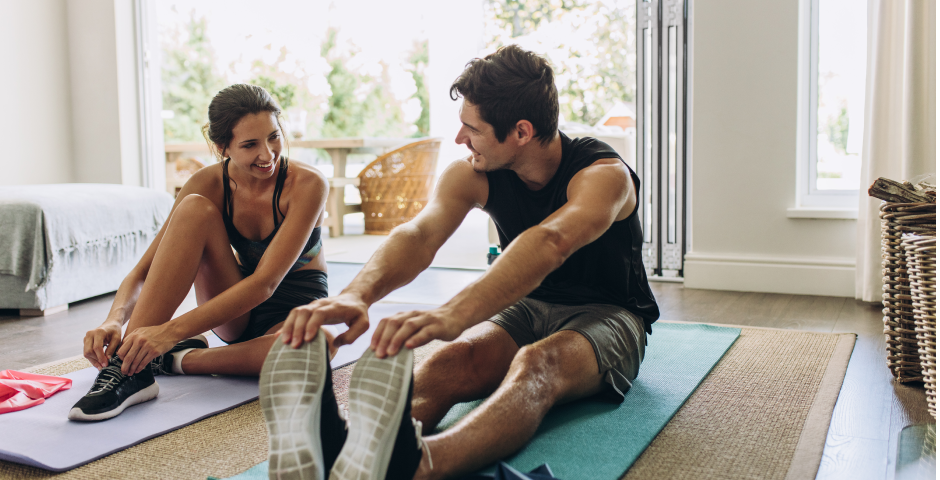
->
xmin=454 ymin=100 xmax=517 ymax=172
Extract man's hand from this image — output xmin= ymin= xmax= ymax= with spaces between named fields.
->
xmin=279 ymin=294 xmax=371 ymax=349
xmin=83 ymin=321 xmax=123 ymax=370
xmin=371 ymin=307 xmax=464 ymax=358
xmin=116 ymin=325 xmax=179 ymax=375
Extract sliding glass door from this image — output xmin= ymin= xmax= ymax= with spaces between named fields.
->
xmin=636 ymin=0 xmax=688 ymax=278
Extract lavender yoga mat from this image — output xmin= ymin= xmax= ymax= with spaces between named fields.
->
xmin=0 ymin=303 xmax=434 ymax=472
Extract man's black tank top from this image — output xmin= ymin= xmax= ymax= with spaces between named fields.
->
xmin=482 ymin=132 xmax=660 ymax=333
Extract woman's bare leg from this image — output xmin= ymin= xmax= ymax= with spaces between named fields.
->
xmin=181 ymin=325 xmax=338 ymax=376
xmin=125 ymin=194 xmax=247 ymax=337
xmin=124 ymin=193 xmax=334 ymax=376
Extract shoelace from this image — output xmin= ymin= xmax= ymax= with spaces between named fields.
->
xmin=150 ymin=354 xmax=167 ymax=375
xmin=412 ymin=418 xmax=433 ymax=471
xmin=90 ymin=365 xmax=126 ymax=394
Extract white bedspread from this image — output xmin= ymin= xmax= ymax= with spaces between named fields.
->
xmin=0 ymin=184 xmax=173 ymax=291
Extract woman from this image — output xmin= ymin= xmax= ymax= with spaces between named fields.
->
xmin=71 ymin=84 xmax=332 ymax=421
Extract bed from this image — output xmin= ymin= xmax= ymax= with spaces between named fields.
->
xmin=0 ymin=184 xmax=173 ymax=315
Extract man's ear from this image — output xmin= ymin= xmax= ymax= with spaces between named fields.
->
xmin=514 ymin=120 xmax=535 ymax=145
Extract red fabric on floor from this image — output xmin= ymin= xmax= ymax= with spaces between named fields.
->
xmin=0 ymin=370 xmax=72 ymax=414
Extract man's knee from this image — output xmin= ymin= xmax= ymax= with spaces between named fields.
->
xmin=421 ymin=340 xmax=499 ymax=394
xmin=507 ymin=345 xmax=560 ymax=398
xmin=423 ymin=341 xmax=477 ymax=379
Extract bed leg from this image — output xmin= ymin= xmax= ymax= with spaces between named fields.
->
xmin=19 ymin=304 xmax=69 ymax=317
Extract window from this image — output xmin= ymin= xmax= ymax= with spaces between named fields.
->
xmin=796 ymin=0 xmax=867 ymax=212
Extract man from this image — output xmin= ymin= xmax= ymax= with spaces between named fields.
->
xmin=262 ymin=45 xmax=660 ymax=480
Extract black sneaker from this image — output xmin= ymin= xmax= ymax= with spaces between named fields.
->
xmin=150 ymin=334 xmax=209 ymax=376
xmin=68 ymin=355 xmax=160 ymax=421
xmin=329 ymin=347 xmax=426 ymax=480
xmin=261 ymin=332 xmax=348 ymax=480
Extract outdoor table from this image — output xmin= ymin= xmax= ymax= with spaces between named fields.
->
xmin=164 ymin=138 xmax=411 ymax=237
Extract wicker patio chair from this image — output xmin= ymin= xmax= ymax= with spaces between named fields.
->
xmin=357 ymin=138 xmax=441 ymax=235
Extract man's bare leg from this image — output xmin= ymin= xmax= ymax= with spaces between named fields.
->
xmin=411 ymin=322 xmax=519 ymax=433
xmin=413 ymin=330 xmax=605 ymax=480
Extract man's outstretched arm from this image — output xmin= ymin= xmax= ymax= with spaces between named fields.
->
xmin=371 ymin=159 xmax=636 ymax=358
xmin=278 ymin=160 xmax=486 ymax=348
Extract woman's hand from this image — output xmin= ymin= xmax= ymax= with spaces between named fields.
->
xmin=83 ymin=321 xmax=123 ymax=370
xmin=116 ymin=325 xmax=179 ymax=375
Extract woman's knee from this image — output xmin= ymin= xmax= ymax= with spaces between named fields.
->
xmin=174 ymin=194 xmax=223 ymax=225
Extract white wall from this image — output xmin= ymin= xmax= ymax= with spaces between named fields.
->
xmin=0 ymin=0 xmax=74 ymax=185
xmin=0 ymin=0 xmax=146 ymax=187
xmin=67 ymin=0 xmax=141 ymax=186
xmin=683 ymin=0 xmax=858 ymax=297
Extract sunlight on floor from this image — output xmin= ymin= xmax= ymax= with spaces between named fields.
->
xmin=322 ymin=209 xmax=493 ymax=270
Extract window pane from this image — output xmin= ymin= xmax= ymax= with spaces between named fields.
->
xmin=157 ymin=0 xmax=430 ymax=157
xmin=667 ymin=26 xmax=677 ymax=244
xmin=815 ymin=0 xmax=866 ymax=191
xmin=643 ymin=25 xmax=652 ymax=244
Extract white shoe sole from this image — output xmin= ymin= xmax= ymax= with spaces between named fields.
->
xmin=261 ymin=335 xmax=329 ymax=480
xmin=67 ymin=382 xmax=160 ymax=421
xmin=329 ymin=347 xmax=414 ymax=480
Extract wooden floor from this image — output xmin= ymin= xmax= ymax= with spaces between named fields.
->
xmin=0 ymin=269 xmax=932 ymax=480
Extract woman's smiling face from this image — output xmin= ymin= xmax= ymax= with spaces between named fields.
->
xmin=221 ymin=112 xmax=284 ymax=178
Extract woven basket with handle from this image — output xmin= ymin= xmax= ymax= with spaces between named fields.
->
xmin=881 ymin=203 xmax=936 ymax=383
xmin=358 ymin=138 xmax=441 ymax=235
xmin=904 ymin=236 xmax=937 ymax=416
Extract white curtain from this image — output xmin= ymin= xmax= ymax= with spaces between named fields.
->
xmin=855 ymin=0 xmax=937 ymax=303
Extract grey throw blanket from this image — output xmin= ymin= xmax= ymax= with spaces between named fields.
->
xmin=0 ymin=184 xmax=173 ymax=291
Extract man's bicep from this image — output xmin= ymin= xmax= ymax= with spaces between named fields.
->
xmin=542 ymin=163 xmax=631 ymax=252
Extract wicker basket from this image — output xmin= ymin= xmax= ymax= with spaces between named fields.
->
xmin=905 ymin=236 xmax=937 ymax=417
xmin=358 ymin=138 xmax=441 ymax=235
xmin=881 ymin=202 xmax=936 ymax=383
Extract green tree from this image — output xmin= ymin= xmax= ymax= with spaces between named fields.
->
xmin=252 ymin=75 xmax=297 ymax=110
xmin=825 ymin=105 xmax=850 ymax=154
xmin=484 ymin=0 xmax=636 ymax=126
xmin=407 ymin=40 xmax=430 ymax=137
xmin=320 ymin=28 xmax=412 ymax=139
xmin=161 ymin=12 xmax=225 ymax=143
xmin=321 ymin=28 xmax=365 ymax=138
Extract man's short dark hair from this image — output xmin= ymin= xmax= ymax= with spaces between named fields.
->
xmin=450 ymin=45 xmax=559 ymax=147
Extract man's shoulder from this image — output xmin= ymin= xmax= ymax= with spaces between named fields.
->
xmin=438 ymin=158 xmax=489 ymax=205
xmin=564 ymin=133 xmax=622 ymax=163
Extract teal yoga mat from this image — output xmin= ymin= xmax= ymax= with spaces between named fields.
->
xmin=216 ymin=323 xmax=740 ymax=480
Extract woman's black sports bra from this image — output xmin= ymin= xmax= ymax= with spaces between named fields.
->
xmin=221 ymin=157 xmax=321 ymax=274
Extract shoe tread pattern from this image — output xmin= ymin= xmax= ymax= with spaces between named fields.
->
xmin=329 ymin=348 xmax=414 ymax=480
xmin=261 ymin=336 xmax=329 ymax=480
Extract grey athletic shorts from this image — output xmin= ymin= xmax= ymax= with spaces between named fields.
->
xmin=488 ymin=297 xmax=647 ymax=399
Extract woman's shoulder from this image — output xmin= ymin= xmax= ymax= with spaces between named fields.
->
xmin=286 ymin=159 xmax=329 ymax=191
xmin=182 ymin=162 xmax=223 ymax=193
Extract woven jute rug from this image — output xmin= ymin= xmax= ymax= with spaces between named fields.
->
xmin=0 ymin=326 xmax=854 ymax=480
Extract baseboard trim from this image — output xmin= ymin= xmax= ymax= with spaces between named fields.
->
xmin=19 ymin=304 xmax=69 ymax=317
xmin=683 ymin=253 xmax=855 ymax=297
